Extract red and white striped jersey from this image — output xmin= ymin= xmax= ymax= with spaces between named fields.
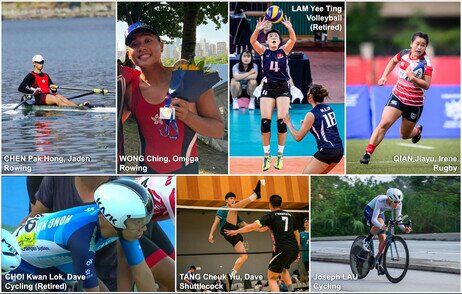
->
xmin=392 ymin=49 xmax=433 ymax=106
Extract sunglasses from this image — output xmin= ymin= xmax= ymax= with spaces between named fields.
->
xmin=34 ymin=61 xmax=44 ymax=65
xmin=393 ymin=201 xmax=401 ymax=204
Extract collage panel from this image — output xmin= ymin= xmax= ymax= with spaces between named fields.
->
xmin=116 ymin=2 xmax=228 ymax=175
xmin=228 ymin=2 xmax=345 ymax=175
xmin=176 ymin=175 xmax=309 ymax=292
xmin=1 ymin=176 xmax=175 ymax=292
xmin=346 ymin=2 xmax=461 ymax=174
xmin=310 ymin=175 xmax=460 ymax=292
xmin=1 ymin=2 xmax=116 ymax=174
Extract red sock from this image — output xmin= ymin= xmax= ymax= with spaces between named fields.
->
xmin=365 ymin=144 xmax=376 ymax=154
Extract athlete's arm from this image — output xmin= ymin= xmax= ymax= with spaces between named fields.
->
xmin=208 ymin=216 xmax=220 ymax=243
xmin=378 ymin=55 xmax=399 ymax=85
xmin=283 ymin=112 xmax=314 ymax=142
xmin=406 ymin=70 xmax=432 ymax=90
xmin=18 ymin=73 xmax=35 ymax=94
xmin=281 ymin=16 xmax=296 ymax=55
xmin=118 ymin=239 xmax=156 ymax=291
xmin=172 ymin=89 xmax=224 ymax=138
xmin=18 ymin=200 xmax=50 ymax=226
xmin=294 ymin=229 xmax=301 ymax=259
xmin=250 ymin=18 xmax=267 ymax=55
xmin=225 ymin=221 xmax=260 ymax=236
xmin=372 ymin=200 xmax=386 ymax=230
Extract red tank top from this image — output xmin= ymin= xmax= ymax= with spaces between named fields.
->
xmin=131 ymin=75 xmax=198 ymax=173
xmin=30 ymin=72 xmax=50 ymax=94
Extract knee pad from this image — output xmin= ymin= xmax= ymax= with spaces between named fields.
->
xmin=261 ymin=119 xmax=271 ymax=133
xmin=277 ymin=119 xmax=287 ymax=133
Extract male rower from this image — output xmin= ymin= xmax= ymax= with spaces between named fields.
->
xmin=18 ymin=54 xmax=77 ymax=106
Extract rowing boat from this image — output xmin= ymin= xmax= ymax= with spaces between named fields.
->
xmin=21 ymin=104 xmax=105 ymax=111
xmin=2 ymin=103 xmax=116 ymax=114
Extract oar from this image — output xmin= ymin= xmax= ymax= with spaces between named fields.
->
xmin=67 ymin=92 xmax=96 ymax=100
xmin=57 ymin=86 xmax=115 ymax=94
xmin=13 ymin=96 xmax=31 ymax=110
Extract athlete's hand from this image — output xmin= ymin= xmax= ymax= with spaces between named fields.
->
xmin=282 ymin=113 xmax=291 ymax=125
xmin=404 ymin=227 xmax=412 ymax=234
xmin=281 ymin=16 xmax=293 ymax=30
xmin=224 ymin=229 xmax=237 ymax=236
xmin=381 ymin=224 xmax=388 ymax=231
xmin=32 ymin=88 xmax=41 ymax=98
xmin=405 ymin=65 xmax=416 ymax=82
xmin=208 ymin=235 xmax=215 ymax=244
xmin=172 ymin=98 xmax=190 ymax=122
xmin=255 ymin=17 xmax=268 ymax=31
xmin=49 ymin=84 xmax=58 ymax=90
xmin=378 ymin=77 xmax=387 ymax=86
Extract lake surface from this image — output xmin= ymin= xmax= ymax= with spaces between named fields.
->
xmin=2 ymin=17 xmax=116 ymax=174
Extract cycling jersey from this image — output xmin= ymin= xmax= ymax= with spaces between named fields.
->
xmin=365 ymin=195 xmax=404 ymax=230
xmin=12 ymin=205 xmax=140 ymax=289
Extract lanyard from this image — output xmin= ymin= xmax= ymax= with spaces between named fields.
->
xmin=160 ymin=93 xmax=179 ymax=140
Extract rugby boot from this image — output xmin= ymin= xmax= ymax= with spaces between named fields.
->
xmin=412 ymin=124 xmax=423 ymax=144
xmin=360 ymin=153 xmax=371 ymax=164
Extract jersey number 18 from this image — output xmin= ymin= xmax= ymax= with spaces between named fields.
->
xmin=323 ymin=112 xmax=337 ymax=128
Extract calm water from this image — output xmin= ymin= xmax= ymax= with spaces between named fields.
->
xmin=2 ymin=17 xmax=116 ymax=174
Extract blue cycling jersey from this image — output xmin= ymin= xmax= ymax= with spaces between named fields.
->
xmin=12 ymin=205 xmax=118 ymax=289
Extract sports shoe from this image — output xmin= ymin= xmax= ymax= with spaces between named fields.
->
xmin=254 ymin=180 xmax=262 ymax=199
xmin=232 ymin=98 xmax=239 ymax=110
xmin=248 ymin=98 xmax=255 ymax=110
xmin=262 ymin=155 xmax=272 ymax=171
xmin=274 ymin=155 xmax=283 ymax=170
xmin=412 ymin=124 xmax=423 ymax=144
xmin=362 ymin=239 xmax=370 ymax=252
xmin=360 ymin=153 xmax=371 ymax=164
xmin=376 ymin=264 xmax=385 ymax=275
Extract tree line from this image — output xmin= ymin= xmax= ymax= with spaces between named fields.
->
xmin=311 ymin=176 xmax=460 ymax=237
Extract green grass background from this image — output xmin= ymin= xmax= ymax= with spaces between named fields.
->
xmin=347 ymin=139 xmax=460 ymax=174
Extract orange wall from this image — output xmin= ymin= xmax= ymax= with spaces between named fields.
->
xmin=177 ymin=176 xmax=309 ymax=209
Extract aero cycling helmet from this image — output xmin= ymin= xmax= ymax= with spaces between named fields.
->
xmin=2 ymin=229 xmax=21 ymax=274
xmin=386 ymin=188 xmax=403 ymax=202
xmin=94 ymin=179 xmax=154 ymax=229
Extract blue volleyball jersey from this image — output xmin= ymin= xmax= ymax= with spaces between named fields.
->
xmin=261 ymin=47 xmax=290 ymax=83
xmin=13 ymin=205 xmax=117 ymax=289
xmin=309 ymin=104 xmax=343 ymax=150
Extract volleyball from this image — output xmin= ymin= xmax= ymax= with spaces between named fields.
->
xmin=406 ymin=62 xmax=425 ymax=81
xmin=265 ymin=6 xmax=284 ymax=23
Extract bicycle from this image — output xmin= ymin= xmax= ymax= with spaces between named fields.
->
xmin=349 ymin=216 xmax=411 ymax=283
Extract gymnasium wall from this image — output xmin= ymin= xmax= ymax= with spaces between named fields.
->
xmin=177 ymin=176 xmax=309 ymax=209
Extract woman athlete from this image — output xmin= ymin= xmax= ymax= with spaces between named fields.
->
xmin=122 ymin=22 xmax=224 ymax=174
xmin=250 ymin=16 xmax=296 ymax=171
xmin=283 ymin=84 xmax=343 ymax=174
xmin=361 ymin=32 xmax=433 ymax=164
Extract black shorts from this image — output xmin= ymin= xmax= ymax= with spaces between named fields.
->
xmin=220 ymin=222 xmax=244 ymax=247
xmin=268 ymin=248 xmax=299 ymax=273
xmin=261 ymin=81 xmax=290 ymax=99
xmin=386 ymin=94 xmax=423 ymax=123
xmin=314 ymin=148 xmax=344 ymax=164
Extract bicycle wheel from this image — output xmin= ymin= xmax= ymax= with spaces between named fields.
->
xmin=349 ymin=236 xmax=372 ymax=279
xmin=383 ymin=236 xmax=409 ymax=283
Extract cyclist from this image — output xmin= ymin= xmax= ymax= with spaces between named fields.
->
xmin=7 ymin=179 xmax=156 ymax=291
xmin=362 ymin=188 xmax=412 ymax=274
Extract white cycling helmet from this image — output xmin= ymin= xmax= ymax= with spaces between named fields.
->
xmin=2 ymin=229 xmax=21 ymax=274
xmin=386 ymin=188 xmax=403 ymax=202
xmin=94 ymin=179 xmax=154 ymax=229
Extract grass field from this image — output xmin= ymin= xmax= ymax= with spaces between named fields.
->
xmin=347 ymin=139 xmax=460 ymax=174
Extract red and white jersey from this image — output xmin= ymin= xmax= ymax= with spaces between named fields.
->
xmin=392 ymin=49 xmax=433 ymax=107
xmin=135 ymin=176 xmax=176 ymax=223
